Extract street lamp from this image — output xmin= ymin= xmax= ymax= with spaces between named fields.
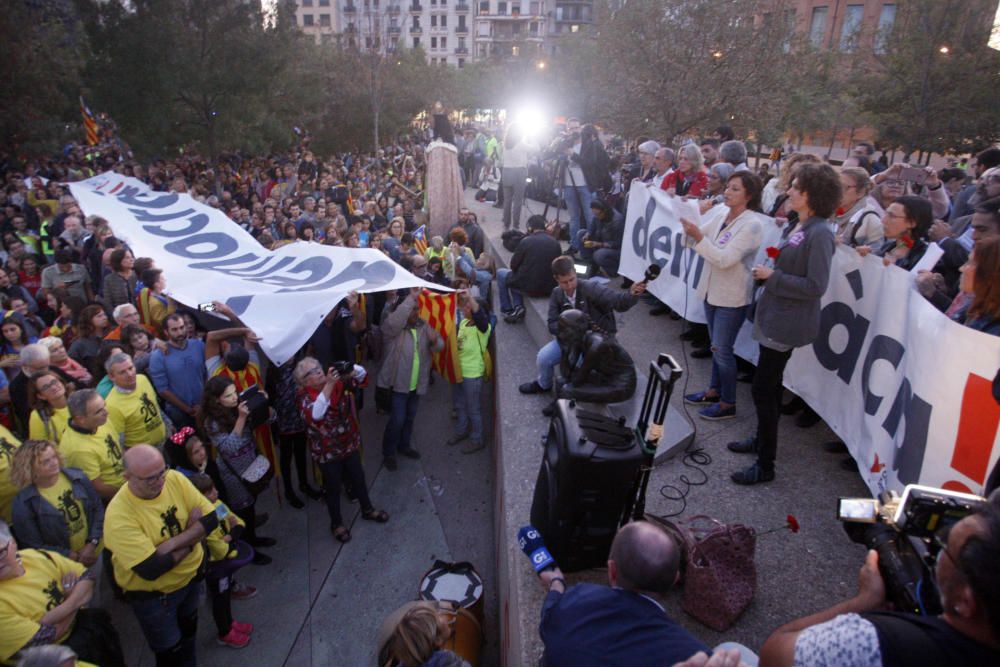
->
xmin=939 ymin=45 xmax=950 ymax=54
xmin=536 ymin=60 xmax=546 ymax=70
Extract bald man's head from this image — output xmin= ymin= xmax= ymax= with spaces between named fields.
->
xmin=123 ymin=444 xmax=167 ymax=498
xmin=608 ymin=521 xmax=681 ymax=594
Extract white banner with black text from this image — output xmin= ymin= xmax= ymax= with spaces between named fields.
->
xmin=69 ymin=173 xmax=443 ymax=366
xmin=620 ymin=181 xmax=1000 ymax=496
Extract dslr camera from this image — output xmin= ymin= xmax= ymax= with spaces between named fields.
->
xmin=838 ymin=484 xmax=986 ymax=615
xmin=331 ymin=360 xmax=354 ymax=376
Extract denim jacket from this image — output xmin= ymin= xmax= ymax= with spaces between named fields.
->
xmin=11 ymin=467 xmax=104 ymax=556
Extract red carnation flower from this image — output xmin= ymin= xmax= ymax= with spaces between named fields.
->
xmin=836 ymin=207 xmax=846 ymax=216
xmin=787 ymin=514 xmax=800 ymax=533
xmin=766 ymin=246 xmax=781 ymax=259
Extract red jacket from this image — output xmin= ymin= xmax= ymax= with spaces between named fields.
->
xmin=661 ymin=170 xmax=708 ymax=197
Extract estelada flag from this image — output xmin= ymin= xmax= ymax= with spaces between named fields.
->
xmin=80 ymin=96 xmax=99 ymax=146
xmin=412 ymin=224 xmax=428 ymax=256
xmin=418 ymin=289 xmax=461 ymax=383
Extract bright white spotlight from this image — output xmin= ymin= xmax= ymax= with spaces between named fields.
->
xmin=513 ymin=106 xmax=548 ymax=140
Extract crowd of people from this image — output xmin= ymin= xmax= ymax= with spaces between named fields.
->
xmin=0 ymin=128 xmax=504 ymax=666
xmin=0 ymin=110 xmax=999 ymax=667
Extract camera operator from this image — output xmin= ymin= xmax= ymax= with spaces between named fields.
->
xmin=537 ymin=521 xmax=709 ymax=666
xmin=760 ymin=502 xmax=1000 ymax=666
xmin=547 ymin=119 xmax=612 ymax=255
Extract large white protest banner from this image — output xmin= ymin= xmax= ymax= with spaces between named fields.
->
xmin=620 ymin=181 xmax=1000 ymax=496
xmin=69 ymin=173 xmax=443 ymax=366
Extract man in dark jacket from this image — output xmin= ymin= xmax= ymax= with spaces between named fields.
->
xmin=519 ymin=255 xmax=644 ymax=395
xmin=577 ymin=199 xmax=625 ymax=278
xmin=450 ymin=208 xmax=485 ymax=259
xmin=497 ymin=215 xmax=562 ymax=322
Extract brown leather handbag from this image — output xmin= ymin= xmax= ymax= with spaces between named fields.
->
xmin=647 ymin=514 xmax=757 ymax=631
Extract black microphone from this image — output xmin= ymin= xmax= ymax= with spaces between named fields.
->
xmin=640 ymin=264 xmax=661 ymax=285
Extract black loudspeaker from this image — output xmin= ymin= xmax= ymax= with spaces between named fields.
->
xmin=529 ymin=399 xmax=644 ymax=572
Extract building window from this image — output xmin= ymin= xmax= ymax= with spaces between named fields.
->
xmin=431 ymin=14 xmax=436 ymax=26
xmin=431 ymin=36 xmax=437 ymax=48
xmin=458 ymin=36 xmax=466 ymax=48
xmin=839 ymin=5 xmax=864 ymax=52
xmin=781 ymin=9 xmax=795 ymax=53
xmin=529 ymin=21 xmax=537 ymax=34
xmin=320 ymin=13 xmax=331 ymax=26
xmin=458 ymin=58 xmax=465 ymax=68
xmin=479 ymin=2 xmax=489 ymax=14
xmin=458 ymin=16 xmax=466 ymax=30
xmin=530 ymin=1 xmax=539 ymax=14
xmin=441 ymin=15 xmax=447 ymax=27
xmin=302 ymin=0 xmax=313 ymax=6
xmin=875 ymin=4 xmax=896 ymax=54
xmin=498 ymin=2 xmax=507 ymax=15
xmin=320 ymin=0 xmax=330 ymax=5
xmin=413 ymin=36 xmax=421 ymax=47
xmin=809 ymin=6 xmax=828 ymax=48
xmin=303 ymin=14 xmax=314 ymax=26
xmin=441 ymin=36 xmax=447 ymax=48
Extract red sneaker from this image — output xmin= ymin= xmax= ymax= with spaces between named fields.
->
xmin=231 ymin=620 xmax=253 ymax=635
xmin=217 ymin=628 xmax=251 ymax=648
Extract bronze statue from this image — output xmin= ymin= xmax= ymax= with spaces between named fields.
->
xmin=554 ymin=309 xmax=637 ymax=404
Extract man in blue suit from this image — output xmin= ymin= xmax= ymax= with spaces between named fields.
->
xmin=538 ymin=520 xmax=709 ymax=666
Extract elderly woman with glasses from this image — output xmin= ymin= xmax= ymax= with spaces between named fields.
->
xmin=295 ymin=357 xmax=388 ymax=544
xmin=10 ymin=440 xmax=104 ymax=565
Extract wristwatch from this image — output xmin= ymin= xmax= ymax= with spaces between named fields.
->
xmin=86 ymin=537 xmax=100 ymax=546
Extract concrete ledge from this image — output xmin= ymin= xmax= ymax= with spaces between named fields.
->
xmin=482 ymin=204 xmax=694 ymax=665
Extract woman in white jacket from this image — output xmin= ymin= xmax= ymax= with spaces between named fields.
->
xmin=680 ymin=172 xmax=764 ymax=420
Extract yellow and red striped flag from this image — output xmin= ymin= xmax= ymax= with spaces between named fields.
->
xmin=80 ymin=96 xmax=99 ymax=146
xmin=417 ymin=289 xmax=462 ymax=383
xmin=412 ymin=224 xmax=428 ymax=256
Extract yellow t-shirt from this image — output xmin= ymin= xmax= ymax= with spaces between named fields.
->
xmin=0 ymin=549 xmax=85 ymax=663
xmin=29 ymin=406 xmax=69 ymax=444
xmin=38 ymin=473 xmax=90 ymax=554
xmin=0 ymin=427 xmax=21 ymax=524
xmin=206 ymin=499 xmax=244 ymax=562
xmin=58 ymin=422 xmax=125 ymax=491
xmin=105 ymin=375 xmax=167 ymax=448
xmin=456 ymin=319 xmax=491 ymax=379
xmin=104 ymin=470 xmax=215 ymax=593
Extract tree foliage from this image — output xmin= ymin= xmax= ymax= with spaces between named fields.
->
xmin=857 ymin=0 xmax=1000 ymax=154
xmin=0 ymin=0 xmax=88 ymax=155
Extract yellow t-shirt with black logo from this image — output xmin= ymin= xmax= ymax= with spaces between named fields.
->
xmin=58 ymin=422 xmax=124 ymax=491
xmin=104 ymin=470 xmax=215 ymax=593
xmin=206 ymin=499 xmax=244 ymax=562
xmin=0 ymin=426 xmax=21 ymax=524
xmin=38 ymin=473 xmax=90 ymax=554
xmin=105 ymin=375 xmax=166 ymax=449
xmin=0 ymin=549 xmax=86 ymax=663
xmin=29 ymin=406 xmax=69 ymax=444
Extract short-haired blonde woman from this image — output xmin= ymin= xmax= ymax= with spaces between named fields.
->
xmin=834 ymin=167 xmax=884 ymax=249
xmin=377 ymin=601 xmax=470 ymax=667
xmin=662 ymin=143 xmax=708 ymax=197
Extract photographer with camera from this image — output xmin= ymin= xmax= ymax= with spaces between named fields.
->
xmin=520 ymin=520 xmax=709 ymax=666
xmin=548 ymin=119 xmax=612 ymax=255
xmin=760 ymin=501 xmax=1000 ymax=666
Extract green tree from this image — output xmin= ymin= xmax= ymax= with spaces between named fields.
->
xmin=858 ymin=0 xmax=1000 ymax=155
xmin=0 ymin=0 xmax=87 ymax=155
xmin=78 ymin=0 xmax=321 ymax=158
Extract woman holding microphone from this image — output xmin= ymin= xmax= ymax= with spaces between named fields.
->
xmin=680 ymin=172 xmax=764 ymax=421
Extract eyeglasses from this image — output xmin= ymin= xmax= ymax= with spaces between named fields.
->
xmin=882 ymin=179 xmax=903 ymax=187
xmin=38 ymin=379 xmax=62 ymax=393
xmin=136 ymin=467 xmax=167 ymax=484
xmin=305 ymin=367 xmax=323 ymax=377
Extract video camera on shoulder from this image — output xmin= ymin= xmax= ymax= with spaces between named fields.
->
xmin=838 ymin=484 xmax=986 ymax=615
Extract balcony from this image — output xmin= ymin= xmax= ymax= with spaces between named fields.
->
xmin=344 ymin=4 xmax=357 ymax=14
xmin=388 ymin=5 xmax=401 ymax=15
xmin=454 ymin=46 xmax=469 ymax=55
xmin=409 ymin=3 xmax=423 ymax=12
xmin=345 ymin=24 xmax=357 ymax=33
xmin=455 ymin=2 xmax=469 ymax=10
xmin=388 ymin=26 xmax=402 ymax=35
xmin=455 ymin=24 xmax=469 ymax=34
